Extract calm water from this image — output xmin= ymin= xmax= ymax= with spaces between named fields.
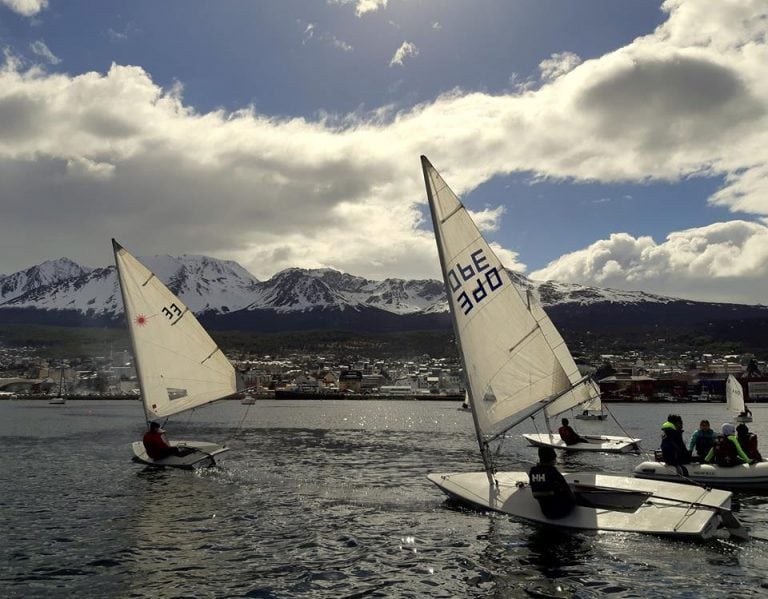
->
xmin=1 ymin=399 xmax=767 ymax=598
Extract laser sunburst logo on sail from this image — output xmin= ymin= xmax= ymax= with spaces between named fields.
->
xmin=447 ymin=248 xmax=503 ymax=315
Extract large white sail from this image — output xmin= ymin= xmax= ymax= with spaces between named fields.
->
xmin=726 ymin=374 xmax=745 ymax=414
xmin=421 ymin=156 xmax=597 ymax=440
xmin=113 ymin=240 xmax=237 ymax=420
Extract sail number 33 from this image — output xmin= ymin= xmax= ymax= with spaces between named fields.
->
xmin=162 ymin=302 xmax=184 ymax=325
xmin=447 ymin=249 xmax=503 ymax=315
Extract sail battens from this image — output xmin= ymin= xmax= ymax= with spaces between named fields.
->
xmin=170 ymin=307 xmax=189 ymax=326
xmin=201 ymin=347 xmax=220 ymax=364
xmin=507 ymin=326 xmax=539 ymax=355
xmin=441 ymin=203 xmax=464 ymax=223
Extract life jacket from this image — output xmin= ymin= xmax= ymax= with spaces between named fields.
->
xmin=739 ymin=433 xmax=762 ymax=461
xmin=529 ymin=464 xmax=575 ymax=519
xmin=660 ymin=422 xmax=688 ymax=464
xmin=711 ymin=434 xmax=739 ymax=467
xmin=558 ymin=426 xmax=579 ymax=445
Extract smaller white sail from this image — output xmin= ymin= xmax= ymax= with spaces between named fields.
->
xmin=725 ymin=374 xmax=745 ymax=414
xmin=580 ymin=395 xmax=602 ymax=413
xmin=113 ymin=240 xmax=237 ymax=420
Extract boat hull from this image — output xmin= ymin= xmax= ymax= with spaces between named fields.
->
xmin=633 ymin=460 xmax=768 ymax=492
xmin=522 ymin=433 xmax=640 ymax=453
xmin=131 ymin=441 xmax=228 ymax=469
xmin=427 ymin=470 xmax=738 ymax=540
xmin=575 ymin=413 xmax=606 ymax=421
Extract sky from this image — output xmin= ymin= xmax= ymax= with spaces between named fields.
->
xmin=1 ymin=0 xmax=768 ymax=305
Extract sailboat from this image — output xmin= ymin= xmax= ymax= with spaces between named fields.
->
xmin=574 ymin=395 xmax=606 ymax=420
xmin=421 ymin=156 xmax=747 ymax=540
xmin=727 ymin=374 xmax=752 ymax=423
xmin=113 ymin=239 xmax=237 ymax=469
xmin=48 ymin=366 xmax=66 ymax=405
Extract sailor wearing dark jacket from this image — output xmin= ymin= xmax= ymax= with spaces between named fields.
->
xmin=528 ymin=446 xmax=577 ymax=519
xmin=660 ymin=414 xmax=690 ymax=465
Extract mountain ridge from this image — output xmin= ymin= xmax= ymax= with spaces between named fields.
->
xmin=1 ymin=255 xmax=767 ymax=350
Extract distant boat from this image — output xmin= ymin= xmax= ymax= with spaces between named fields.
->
xmin=574 ymin=396 xmax=606 ymax=420
xmin=241 ymin=394 xmax=256 ymax=405
xmin=49 ymin=366 xmax=66 ymax=405
xmin=113 ymin=239 xmax=236 ymax=469
xmin=726 ymin=375 xmax=752 ymax=423
xmin=420 ymin=155 xmax=746 ymax=541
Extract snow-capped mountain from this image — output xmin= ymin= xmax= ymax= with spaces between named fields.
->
xmin=0 ymin=255 xmax=260 ymax=317
xmin=1 ymin=254 xmax=766 ymax=335
xmin=242 ymin=268 xmax=446 ymax=314
xmin=0 ymin=258 xmax=92 ymax=305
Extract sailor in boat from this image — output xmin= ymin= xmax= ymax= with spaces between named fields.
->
xmin=142 ymin=422 xmax=198 ymax=460
xmin=735 ymin=423 xmax=762 ymax=462
xmin=687 ymin=419 xmax=716 ymax=462
xmin=528 ymin=446 xmax=577 ymax=519
xmin=704 ymin=423 xmax=754 ymax=467
xmin=558 ymin=418 xmax=587 ymax=446
xmin=660 ymin=414 xmax=691 ymax=465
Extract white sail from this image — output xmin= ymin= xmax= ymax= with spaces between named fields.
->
xmin=421 ymin=156 xmax=597 ymax=440
xmin=726 ymin=374 xmax=745 ymax=414
xmin=113 ymin=240 xmax=237 ymax=420
xmin=579 ymin=395 xmax=602 ymax=413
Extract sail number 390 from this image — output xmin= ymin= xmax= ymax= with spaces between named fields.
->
xmin=448 ymin=249 xmax=503 ymax=315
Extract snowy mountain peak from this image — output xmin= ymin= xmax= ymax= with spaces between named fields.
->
xmin=0 ymin=257 xmax=92 ymax=305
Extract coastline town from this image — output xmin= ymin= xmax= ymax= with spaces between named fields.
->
xmin=1 ymin=342 xmax=767 ymax=404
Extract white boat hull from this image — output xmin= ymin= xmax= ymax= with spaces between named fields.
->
xmin=736 ymin=415 xmax=753 ymax=423
xmin=633 ymin=460 xmax=768 ymax=492
xmin=574 ymin=413 xmax=606 ymax=421
xmin=523 ymin=433 xmax=640 ymax=453
xmin=427 ymin=470 xmax=742 ymax=540
xmin=48 ymin=397 xmax=66 ymax=405
xmin=131 ymin=441 xmax=228 ymax=469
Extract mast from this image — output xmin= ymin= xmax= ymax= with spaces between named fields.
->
xmin=112 ymin=238 xmax=151 ymax=428
xmin=421 ymin=156 xmax=494 ymax=481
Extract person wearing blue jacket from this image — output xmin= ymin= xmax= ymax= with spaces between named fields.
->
xmin=688 ymin=419 xmax=716 ymax=461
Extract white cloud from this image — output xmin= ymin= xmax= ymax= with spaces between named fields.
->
xmin=539 ymin=51 xmax=582 ymax=82
xmin=1 ymin=0 xmax=47 ymax=17
xmin=468 ymin=205 xmax=505 ymax=232
xmin=300 ymin=20 xmax=353 ymax=52
xmin=530 ymin=221 xmax=768 ymax=304
xmin=2 ymin=0 xmax=768 ymax=304
xmin=29 ymin=40 xmax=60 ymax=65
xmin=328 ymin=0 xmax=388 ymax=17
xmin=389 ymin=41 xmax=418 ymax=67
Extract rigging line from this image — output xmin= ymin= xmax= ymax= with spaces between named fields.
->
xmin=603 ymin=403 xmax=639 ymax=444
xmin=223 ymin=385 xmax=260 ymax=446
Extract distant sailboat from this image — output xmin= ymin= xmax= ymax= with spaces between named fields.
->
xmin=421 ymin=156 xmax=746 ymax=540
xmin=48 ymin=366 xmax=66 ymax=405
xmin=113 ymin=239 xmax=236 ymax=469
xmin=574 ymin=395 xmax=606 ymax=420
xmin=726 ymin=374 xmax=752 ymax=423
